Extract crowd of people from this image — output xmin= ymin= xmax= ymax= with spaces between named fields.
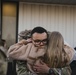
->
xmin=0 ymin=26 xmax=76 ymax=75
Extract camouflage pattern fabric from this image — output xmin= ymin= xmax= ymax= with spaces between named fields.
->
xmin=0 ymin=50 xmax=7 ymax=75
xmin=16 ymin=61 xmax=38 ymax=75
xmin=16 ymin=61 xmax=28 ymax=75
xmin=16 ymin=60 xmax=71 ymax=75
xmin=52 ymin=66 xmax=71 ymax=75
xmin=61 ymin=66 xmax=71 ymax=75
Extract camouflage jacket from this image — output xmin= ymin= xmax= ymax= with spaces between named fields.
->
xmin=16 ymin=61 xmax=71 ymax=75
xmin=0 ymin=49 xmax=7 ymax=75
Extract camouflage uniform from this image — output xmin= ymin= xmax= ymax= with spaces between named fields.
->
xmin=16 ymin=61 xmax=29 ymax=75
xmin=0 ymin=49 xmax=7 ymax=75
xmin=52 ymin=66 xmax=71 ymax=75
xmin=16 ymin=61 xmax=71 ymax=75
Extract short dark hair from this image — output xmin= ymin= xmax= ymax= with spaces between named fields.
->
xmin=31 ymin=26 xmax=48 ymax=37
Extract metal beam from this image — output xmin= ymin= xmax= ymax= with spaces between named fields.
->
xmin=0 ymin=0 xmax=1 ymax=38
xmin=2 ymin=0 xmax=76 ymax=5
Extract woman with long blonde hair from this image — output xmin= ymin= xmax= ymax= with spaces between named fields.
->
xmin=47 ymin=31 xmax=71 ymax=68
xmin=33 ymin=31 xmax=73 ymax=75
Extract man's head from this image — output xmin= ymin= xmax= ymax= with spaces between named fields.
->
xmin=31 ymin=26 xmax=48 ymax=47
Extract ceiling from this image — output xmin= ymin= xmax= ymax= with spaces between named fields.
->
xmin=3 ymin=0 xmax=76 ymax=5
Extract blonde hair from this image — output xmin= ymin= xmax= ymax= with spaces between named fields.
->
xmin=47 ymin=31 xmax=69 ymax=68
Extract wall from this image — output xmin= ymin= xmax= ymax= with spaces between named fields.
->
xmin=2 ymin=3 xmax=17 ymax=47
xmin=19 ymin=3 xmax=76 ymax=47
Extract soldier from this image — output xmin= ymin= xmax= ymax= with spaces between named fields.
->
xmin=0 ymin=39 xmax=7 ymax=75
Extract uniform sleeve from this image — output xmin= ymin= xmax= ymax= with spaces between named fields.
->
xmin=61 ymin=66 xmax=71 ymax=75
xmin=50 ymin=66 xmax=71 ymax=75
xmin=0 ymin=52 xmax=7 ymax=75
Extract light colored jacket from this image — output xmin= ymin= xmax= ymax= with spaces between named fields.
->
xmin=8 ymin=43 xmax=46 ymax=74
xmin=7 ymin=42 xmax=74 ymax=75
xmin=64 ymin=44 xmax=75 ymax=64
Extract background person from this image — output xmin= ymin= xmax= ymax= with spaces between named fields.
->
xmin=0 ymin=39 xmax=7 ymax=54
xmin=0 ymin=39 xmax=7 ymax=75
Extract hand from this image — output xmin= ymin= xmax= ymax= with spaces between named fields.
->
xmin=18 ymin=39 xmax=32 ymax=45
xmin=18 ymin=39 xmax=28 ymax=45
xmin=33 ymin=61 xmax=50 ymax=73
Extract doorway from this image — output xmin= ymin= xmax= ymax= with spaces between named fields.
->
xmin=2 ymin=1 xmax=18 ymax=48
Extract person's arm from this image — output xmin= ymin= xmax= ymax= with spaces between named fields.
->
xmin=33 ymin=61 xmax=58 ymax=75
xmin=7 ymin=40 xmax=32 ymax=60
xmin=33 ymin=61 xmax=71 ymax=75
